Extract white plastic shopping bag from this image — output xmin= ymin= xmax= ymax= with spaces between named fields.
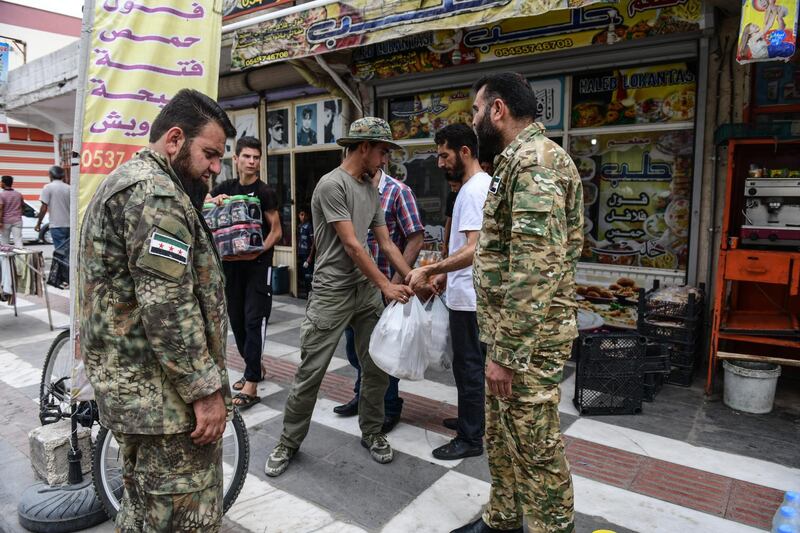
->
xmin=425 ymin=296 xmax=453 ymax=372
xmin=369 ymin=297 xmax=429 ymax=381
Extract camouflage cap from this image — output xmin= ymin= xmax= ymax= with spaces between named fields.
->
xmin=337 ymin=117 xmax=401 ymax=149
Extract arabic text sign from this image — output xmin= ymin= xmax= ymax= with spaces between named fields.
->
xmin=231 ymin=0 xmax=609 ymax=69
xmin=351 ymin=0 xmax=703 ymax=81
xmin=570 ymin=129 xmax=694 ymax=271
xmin=571 ymin=62 xmax=697 ymax=128
xmin=80 ymin=0 xmax=223 ymax=221
xmin=223 ymin=0 xmax=293 ymax=21
xmin=737 ymin=0 xmax=798 ymax=64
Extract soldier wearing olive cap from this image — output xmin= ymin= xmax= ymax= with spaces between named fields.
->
xmin=265 ymin=117 xmax=415 ymax=477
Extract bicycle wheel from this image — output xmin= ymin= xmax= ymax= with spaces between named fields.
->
xmin=39 ymin=329 xmax=71 ymax=425
xmin=92 ymin=409 xmax=250 ymax=517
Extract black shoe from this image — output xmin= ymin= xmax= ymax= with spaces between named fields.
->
xmin=442 ymin=417 xmax=458 ymax=430
xmin=381 ymin=414 xmax=401 ymax=434
xmin=333 ymin=396 xmax=359 ymax=416
xmin=432 ymin=438 xmax=483 ymax=460
xmin=451 ymin=517 xmax=523 ymax=533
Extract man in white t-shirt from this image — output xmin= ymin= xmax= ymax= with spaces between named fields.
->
xmin=406 ymin=124 xmax=491 ymax=460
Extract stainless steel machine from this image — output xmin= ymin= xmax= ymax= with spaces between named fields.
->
xmin=742 ymin=177 xmax=800 ymax=247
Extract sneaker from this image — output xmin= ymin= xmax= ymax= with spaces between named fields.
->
xmin=360 ymin=433 xmax=394 ymax=464
xmin=265 ymin=443 xmax=296 ymax=477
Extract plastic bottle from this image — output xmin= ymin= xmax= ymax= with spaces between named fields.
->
xmin=783 ymin=491 xmax=800 ymax=512
xmin=202 ymin=203 xmax=217 ymax=230
xmin=217 ymin=199 xmax=233 ymax=228
xmin=773 ymin=524 xmax=796 ymax=533
xmin=772 ymin=506 xmax=799 ymax=532
xmin=229 ymin=195 xmax=250 ymax=224
xmin=246 ymin=196 xmax=262 ymax=221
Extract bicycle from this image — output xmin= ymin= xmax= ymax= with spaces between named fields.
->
xmin=39 ymin=329 xmax=249 ymax=517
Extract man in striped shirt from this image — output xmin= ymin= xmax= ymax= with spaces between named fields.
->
xmin=332 ymin=162 xmax=424 ymax=433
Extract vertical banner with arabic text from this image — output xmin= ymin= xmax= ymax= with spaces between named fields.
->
xmin=79 ymin=0 xmax=223 ymax=222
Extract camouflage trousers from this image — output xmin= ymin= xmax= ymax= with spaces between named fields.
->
xmin=112 ymin=431 xmax=223 ymax=533
xmin=482 ymin=342 xmax=575 ymax=533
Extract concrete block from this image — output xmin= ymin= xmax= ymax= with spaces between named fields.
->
xmin=28 ymin=420 xmax=92 ymax=486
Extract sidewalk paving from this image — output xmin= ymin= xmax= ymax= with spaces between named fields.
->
xmin=0 ymin=289 xmax=797 ymax=533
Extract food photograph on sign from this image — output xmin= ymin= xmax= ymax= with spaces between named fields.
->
xmin=572 ymin=62 xmax=697 ymax=128
xmin=572 ymin=129 xmax=694 ymax=272
xmin=387 ymin=88 xmax=474 ymax=141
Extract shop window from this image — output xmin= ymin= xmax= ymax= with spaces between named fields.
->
xmin=267 ymin=154 xmax=292 ymax=246
xmin=570 ymin=129 xmax=693 ymax=271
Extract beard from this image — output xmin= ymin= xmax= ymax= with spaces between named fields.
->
xmin=475 ymin=107 xmax=503 ymax=166
xmin=171 ymin=142 xmax=210 ymax=210
xmin=444 ymin=152 xmax=466 ymax=182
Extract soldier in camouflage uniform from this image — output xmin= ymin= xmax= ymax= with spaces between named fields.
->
xmin=79 ymin=89 xmax=236 ymax=532
xmin=451 ymin=73 xmax=583 ymax=533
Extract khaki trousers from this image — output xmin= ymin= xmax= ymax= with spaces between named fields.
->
xmin=280 ymin=281 xmax=388 ymax=449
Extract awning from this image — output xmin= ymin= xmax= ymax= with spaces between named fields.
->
xmin=230 ymin=0 xmax=610 ymax=70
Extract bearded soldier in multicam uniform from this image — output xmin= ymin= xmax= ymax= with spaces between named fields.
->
xmin=79 ymin=89 xmax=236 ymax=532
xmin=451 ymin=73 xmax=583 ymax=533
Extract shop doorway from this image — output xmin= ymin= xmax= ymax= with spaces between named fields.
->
xmin=293 ymin=149 xmax=342 ymax=297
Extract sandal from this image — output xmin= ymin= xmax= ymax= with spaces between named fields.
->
xmin=232 ymin=392 xmax=261 ymax=410
xmin=232 ymin=377 xmax=247 ymax=391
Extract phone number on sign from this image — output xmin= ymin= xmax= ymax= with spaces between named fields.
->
xmin=80 ymin=143 xmax=141 ymax=174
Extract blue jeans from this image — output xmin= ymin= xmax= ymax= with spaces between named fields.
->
xmin=344 ymin=326 xmax=403 ymax=418
xmin=50 ymin=227 xmax=70 ymax=258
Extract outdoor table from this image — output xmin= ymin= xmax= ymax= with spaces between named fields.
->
xmin=0 ymin=248 xmax=54 ymax=330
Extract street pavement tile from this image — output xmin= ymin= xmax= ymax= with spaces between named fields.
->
xmin=324 ymin=439 xmax=448 ymax=498
xmin=267 ymin=309 xmax=305 ymax=324
xmin=452 ymin=454 xmax=491 ymax=484
xmin=691 ymin=426 xmax=800 ymax=469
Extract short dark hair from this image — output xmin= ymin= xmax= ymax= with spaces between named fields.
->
xmin=49 ymin=165 xmax=65 ymax=180
xmin=235 ymin=136 xmax=261 ymax=156
xmin=268 ymin=113 xmax=284 ymax=129
xmin=434 ymin=123 xmax=477 ymax=159
xmin=472 ymin=72 xmax=538 ymax=121
xmin=344 ymin=140 xmax=380 ymax=156
xmin=1 ymin=175 xmax=12 ymax=187
xmin=149 ymin=89 xmax=236 ymax=143
xmin=302 ymin=108 xmax=313 ymax=119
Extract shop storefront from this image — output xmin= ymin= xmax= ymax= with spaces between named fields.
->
xmin=356 ymin=0 xmax=707 ymax=293
xmin=226 ymin=0 xmax=709 ymax=296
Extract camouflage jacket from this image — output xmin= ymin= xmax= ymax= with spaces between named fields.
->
xmin=474 ymin=123 xmax=584 ymax=373
xmin=79 ymin=148 xmax=231 ymax=435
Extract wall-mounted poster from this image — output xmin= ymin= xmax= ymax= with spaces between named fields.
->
xmin=296 ymin=104 xmax=318 ymax=146
xmin=267 ymin=108 xmax=289 ymax=150
xmin=235 ymin=112 xmax=258 ymax=140
xmin=737 ymin=0 xmax=798 ymax=64
xmin=570 ymin=129 xmax=694 ymax=271
xmin=321 ymin=99 xmax=343 ymax=144
xmin=572 ymin=62 xmax=697 ymax=128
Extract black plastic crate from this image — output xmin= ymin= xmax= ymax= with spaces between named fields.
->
xmin=668 ymin=343 xmax=697 ymax=367
xmin=637 ymin=280 xmax=704 ymax=322
xmin=573 ymin=334 xmax=646 ymax=415
xmin=638 ymin=318 xmax=702 ymax=345
xmin=666 ymin=365 xmax=694 ymax=387
xmin=642 ymin=373 xmax=664 ymax=402
xmin=642 ymin=343 xmax=671 ymax=374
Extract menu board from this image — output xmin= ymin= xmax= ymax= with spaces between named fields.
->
xmin=571 ymin=130 xmax=694 ymax=271
xmin=571 ymin=62 xmax=697 ymax=128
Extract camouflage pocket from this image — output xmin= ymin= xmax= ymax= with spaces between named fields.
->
xmin=511 ymin=194 xmax=552 ymax=237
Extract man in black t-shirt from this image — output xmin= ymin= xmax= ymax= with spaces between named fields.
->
xmin=208 ymin=136 xmax=282 ymax=409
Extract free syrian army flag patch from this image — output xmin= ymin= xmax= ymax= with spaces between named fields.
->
xmin=149 ymin=230 xmax=190 ymax=264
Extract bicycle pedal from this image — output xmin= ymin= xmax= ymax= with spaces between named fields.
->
xmin=39 ymin=407 xmax=62 ymax=425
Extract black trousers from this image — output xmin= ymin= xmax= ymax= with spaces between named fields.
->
xmin=449 ymin=309 xmax=486 ymax=446
xmin=223 ymin=257 xmax=272 ymax=383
